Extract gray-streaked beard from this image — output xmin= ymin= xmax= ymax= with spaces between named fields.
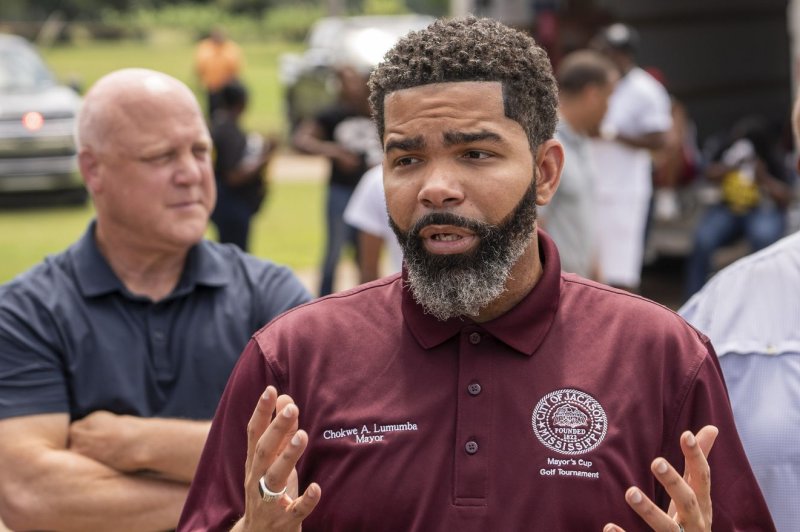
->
xmin=389 ymin=179 xmax=537 ymax=321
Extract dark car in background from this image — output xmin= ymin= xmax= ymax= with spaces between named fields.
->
xmin=279 ymin=14 xmax=434 ymax=131
xmin=0 ymin=33 xmax=84 ymax=205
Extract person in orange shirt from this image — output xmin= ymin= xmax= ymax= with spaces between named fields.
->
xmin=194 ymin=27 xmax=243 ymax=117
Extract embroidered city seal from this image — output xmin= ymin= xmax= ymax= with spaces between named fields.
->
xmin=532 ymin=388 xmax=607 ymax=455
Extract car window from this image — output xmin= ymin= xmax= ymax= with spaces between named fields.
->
xmin=0 ymin=42 xmax=55 ymax=91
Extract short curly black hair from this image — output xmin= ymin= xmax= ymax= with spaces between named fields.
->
xmin=368 ymin=16 xmax=558 ymax=151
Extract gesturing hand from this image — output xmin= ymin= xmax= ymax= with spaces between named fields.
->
xmin=234 ymin=386 xmax=320 ymax=532
xmin=604 ymin=425 xmax=719 ymax=532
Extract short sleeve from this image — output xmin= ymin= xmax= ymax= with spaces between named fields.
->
xmin=0 ymin=281 xmax=69 ymax=420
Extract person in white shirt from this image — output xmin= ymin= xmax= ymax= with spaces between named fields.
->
xmin=343 ymin=165 xmax=403 ymax=282
xmin=678 ymin=94 xmax=800 ymax=532
xmin=589 ymin=23 xmax=672 ymax=291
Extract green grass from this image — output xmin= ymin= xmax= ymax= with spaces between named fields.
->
xmin=248 ymin=180 xmax=324 ymax=271
xmin=0 ymin=204 xmax=95 ymax=282
xmin=0 ymin=180 xmax=325 ymax=284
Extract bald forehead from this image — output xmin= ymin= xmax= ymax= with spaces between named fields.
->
xmin=78 ymin=69 xmax=201 ymax=151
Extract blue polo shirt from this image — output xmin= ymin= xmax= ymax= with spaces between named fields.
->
xmin=0 ymin=222 xmax=312 ymax=421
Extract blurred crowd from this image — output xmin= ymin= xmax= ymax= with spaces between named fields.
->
xmin=196 ymin=23 xmax=798 ymax=306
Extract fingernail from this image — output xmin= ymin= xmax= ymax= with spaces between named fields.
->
xmin=291 ymin=433 xmax=301 ymax=446
xmin=282 ymin=404 xmax=297 ymax=418
xmin=628 ymin=488 xmax=642 ymax=504
xmin=655 ymin=459 xmax=668 ymax=474
xmin=686 ymin=432 xmax=697 ymax=447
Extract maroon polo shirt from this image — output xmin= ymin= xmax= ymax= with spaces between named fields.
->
xmin=179 ymin=232 xmax=774 ymax=531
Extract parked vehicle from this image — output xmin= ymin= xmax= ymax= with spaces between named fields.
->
xmin=279 ymin=14 xmax=434 ymax=130
xmin=0 ymin=33 xmax=84 ymax=205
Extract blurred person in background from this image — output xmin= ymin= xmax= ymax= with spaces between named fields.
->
xmin=590 ymin=23 xmax=672 ymax=292
xmin=679 ymin=93 xmax=800 ymax=531
xmin=292 ymin=65 xmax=382 ymax=296
xmin=194 ymin=26 xmax=243 ymax=118
xmin=343 ymin=164 xmax=403 ymax=283
xmin=646 ymin=67 xmax=701 ymax=222
xmin=0 ymin=68 xmax=310 ymax=531
xmin=539 ymin=49 xmax=618 ymax=280
xmin=684 ymin=114 xmax=794 ymax=298
xmin=211 ymin=80 xmax=276 ymax=251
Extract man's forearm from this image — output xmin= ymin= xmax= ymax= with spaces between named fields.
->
xmin=70 ymin=414 xmax=211 ymax=483
xmin=126 ymin=417 xmax=211 ymax=482
xmin=1 ymin=447 xmax=188 ymax=532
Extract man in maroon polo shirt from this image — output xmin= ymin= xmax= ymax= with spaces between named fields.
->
xmin=179 ymin=17 xmax=774 ymax=532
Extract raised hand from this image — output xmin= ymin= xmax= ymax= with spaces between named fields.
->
xmin=604 ymin=425 xmax=718 ymax=532
xmin=232 ymin=386 xmax=320 ymax=532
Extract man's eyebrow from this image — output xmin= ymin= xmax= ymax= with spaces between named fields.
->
xmin=443 ymin=130 xmax=503 ymax=146
xmin=385 ymin=136 xmax=425 ymax=153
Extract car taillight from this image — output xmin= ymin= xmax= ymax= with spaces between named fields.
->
xmin=22 ymin=111 xmax=45 ymax=131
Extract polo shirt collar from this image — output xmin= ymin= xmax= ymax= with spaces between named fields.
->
xmin=402 ymin=229 xmax=562 ymax=356
xmin=70 ymin=221 xmax=230 ymax=299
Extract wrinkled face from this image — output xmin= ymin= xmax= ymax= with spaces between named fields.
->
xmin=382 ymin=81 xmax=539 ymax=320
xmin=88 ymin=91 xmax=216 ymax=252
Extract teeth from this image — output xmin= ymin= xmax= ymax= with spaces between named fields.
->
xmin=433 ymin=233 xmax=461 ymax=241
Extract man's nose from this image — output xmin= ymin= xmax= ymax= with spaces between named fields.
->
xmin=173 ymin=150 xmax=205 ymax=185
xmin=417 ymin=162 xmax=465 ymax=209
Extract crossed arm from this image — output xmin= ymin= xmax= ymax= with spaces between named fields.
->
xmin=228 ymin=387 xmax=716 ymax=532
xmin=0 ymin=412 xmax=210 ymax=531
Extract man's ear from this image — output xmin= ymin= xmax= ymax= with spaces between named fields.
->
xmin=534 ymin=139 xmax=564 ymax=206
xmin=78 ymin=149 xmax=102 ymax=195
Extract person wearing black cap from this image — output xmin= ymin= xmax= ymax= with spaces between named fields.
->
xmin=589 ymin=23 xmax=672 ymax=292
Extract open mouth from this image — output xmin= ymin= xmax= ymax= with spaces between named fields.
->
xmin=431 ymin=233 xmax=463 ymax=241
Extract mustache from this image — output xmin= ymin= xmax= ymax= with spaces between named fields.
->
xmin=408 ymin=211 xmax=493 ymax=240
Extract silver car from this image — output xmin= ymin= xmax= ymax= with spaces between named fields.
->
xmin=0 ymin=33 xmax=84 ymax=204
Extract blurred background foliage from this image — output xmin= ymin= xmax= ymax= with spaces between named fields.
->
xmin=1 ymin=0 xmax=447 ymax=43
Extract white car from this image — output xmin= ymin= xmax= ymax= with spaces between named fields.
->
xmin=0 ymin=33 xmax=84 ymax=204
xmin=279 ymin=14 xmax=434 ymax=130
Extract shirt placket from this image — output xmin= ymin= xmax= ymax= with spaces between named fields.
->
xmin=453 ymin=326 xmax=493 ymax=506
xmin=146 ymin=302 xmax=171 ymax=380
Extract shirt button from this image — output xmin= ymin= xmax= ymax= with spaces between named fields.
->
xmin=469 ymin=332 xmax=481 ymax=345
xmin=153 ymin=330 xmax=165 ymax=343
xmin=467 ymin=383 xmax=482 ymax=396
xmin=465 ymin=440 xmax=479 ymax=455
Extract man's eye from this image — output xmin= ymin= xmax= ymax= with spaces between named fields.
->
xmin=146 ymin=153 xmax=173 ymax=164
xmin=193 ymin=146 xmax=210 ymax=157
xmin=395 ymin=156 xmax=420 ymax=167
xmin=463 ymin=150 xmax=490 ymax=160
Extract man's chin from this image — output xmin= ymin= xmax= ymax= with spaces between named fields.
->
xmin=415 ymin=249 xmax=480 ymax=272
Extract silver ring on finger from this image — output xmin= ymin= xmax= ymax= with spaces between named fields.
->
xmin=677 ymin=524 xmax=685 ymax=532
xmin=258 ymin=475 xmax=287 ymax=503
